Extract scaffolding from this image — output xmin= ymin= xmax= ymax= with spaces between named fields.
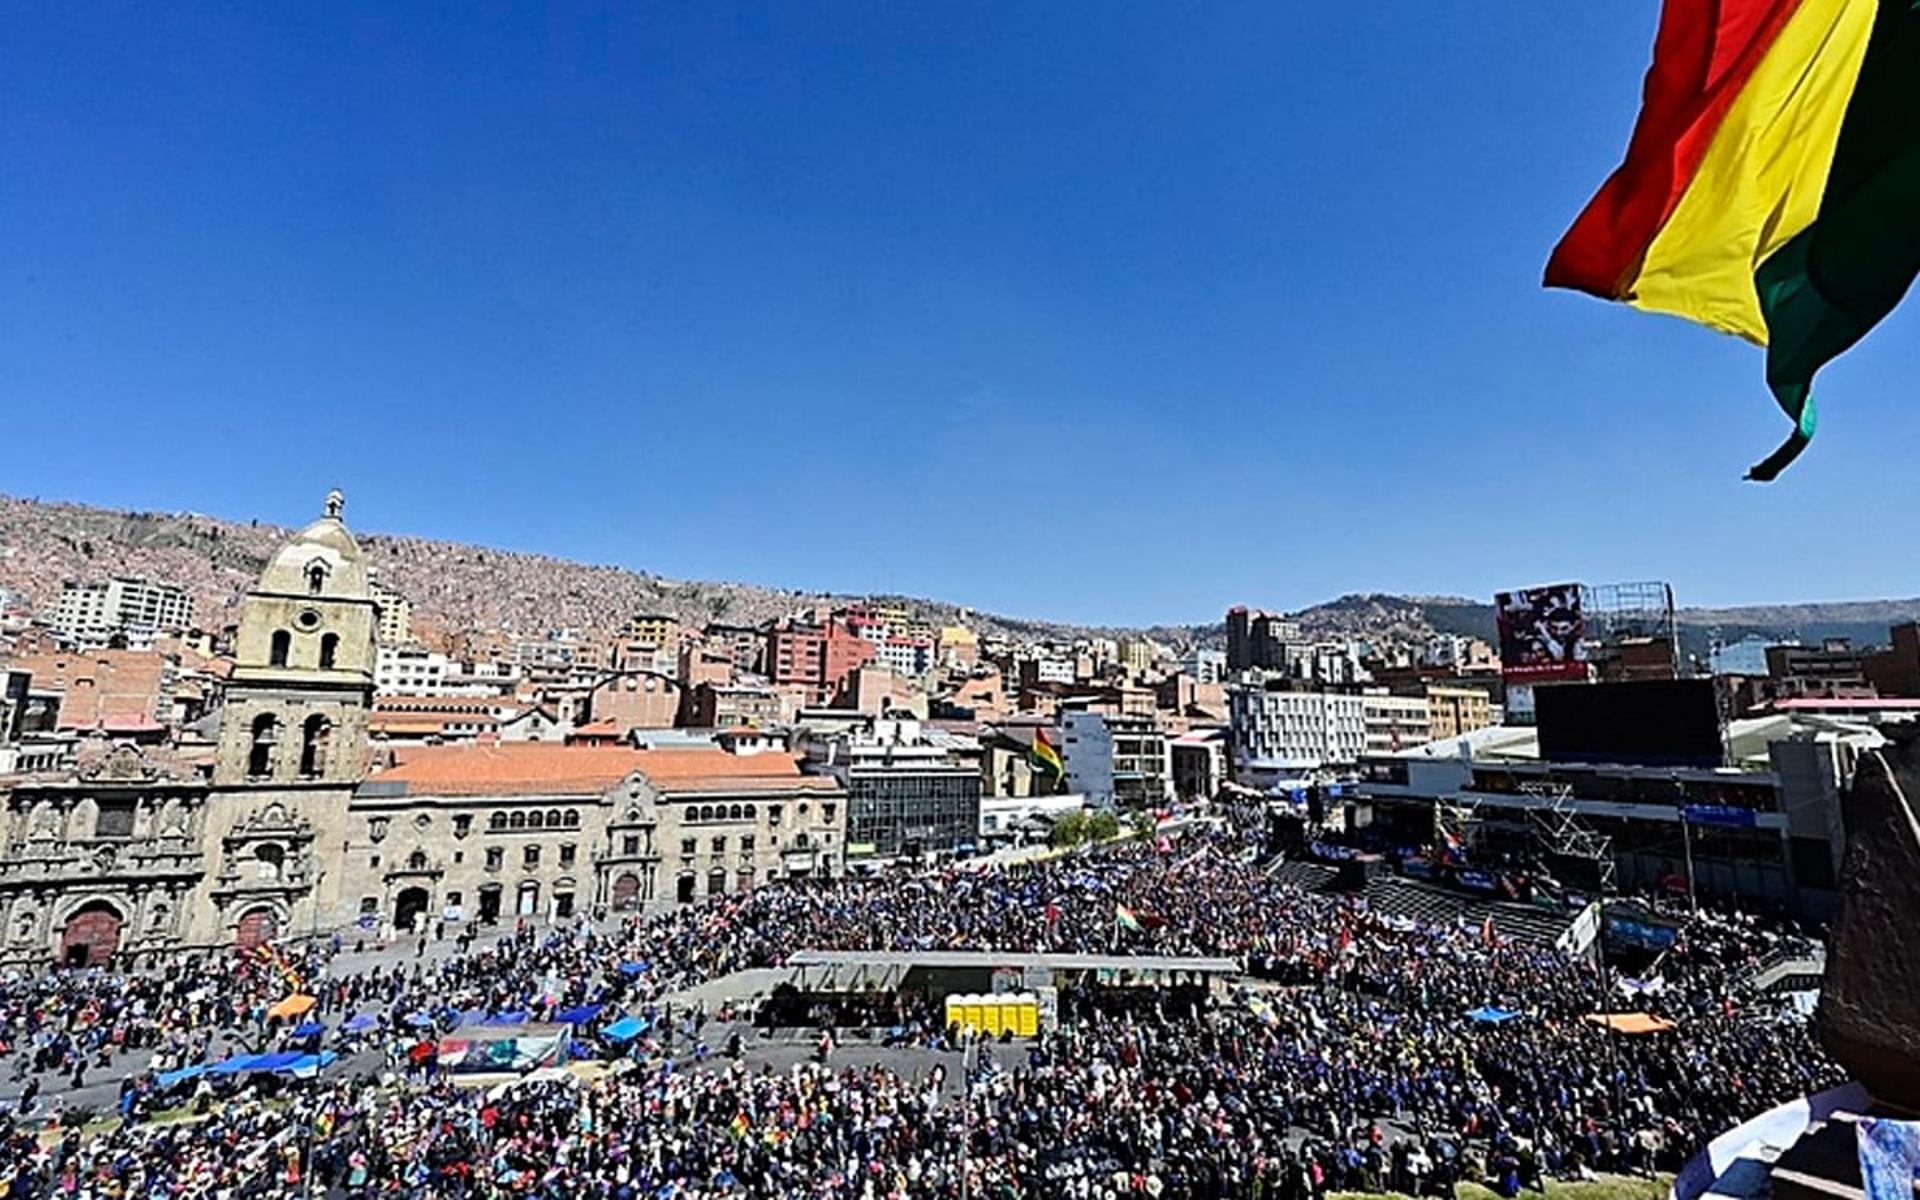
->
xmin=1522 ymin=781 xmax=1617 ymax=895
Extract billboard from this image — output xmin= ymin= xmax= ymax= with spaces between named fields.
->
xmin=1534 ymin=678 xmax=1724 ymax=768
xmin=1495 ymin=583 xmax=1589 ymax=683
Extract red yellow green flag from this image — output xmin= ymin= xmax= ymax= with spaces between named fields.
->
xmin=1547 ymin=0 xmax=1920 ymax=480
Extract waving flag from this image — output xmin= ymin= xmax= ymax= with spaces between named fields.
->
xmin=1547 ymin=0 xmax=1920 ymax=480
xmin=1028 ymin=728 xmax=1065 ymax=781
xmin=1114 ymin=904 xmax=1144 ymax=933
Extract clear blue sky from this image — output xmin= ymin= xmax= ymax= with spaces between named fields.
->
xmin=5 ymin=4 xmax=1917 ymax=627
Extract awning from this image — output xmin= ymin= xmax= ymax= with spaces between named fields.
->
xmin=1584 ymin=1011 xmax=1678 ymax=1035
xmin=154 ymin=1063 xmax=208 ymax=1089
xmin=247 ymin=1052 xmax=305 ymax=1072
xmin=210 ymin=1053 xmax=268 ymax=1075
xmin=601 ymin=1016 xmax=645 ymax=1042
xmin=268 ymin=994 xmax=317 ymax=1021
xmin=285 ymin=1051 xmax=338 ymax=1078
xmin=554 ymin=1003 xmax=603 ymax=1025
xmin=291 ymin=1021 xmax=326 ymax=1038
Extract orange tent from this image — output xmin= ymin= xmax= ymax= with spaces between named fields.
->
xmin=1584 ymin=1011 xmax=1676 ymax=1035
xmin=268 ymin=994 xmax=317 ymax=1021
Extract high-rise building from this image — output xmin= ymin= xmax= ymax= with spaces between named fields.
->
xmin=370 ymin=580 xmax=413 ymax=646
xmin=1227 ymin=682 xmax=1367 ymax=779
xmin=803 ymin=718 xmax=980 ymax=858
xmin=52 ymin=576 xmax=194 ymax=647
xmin=1224 ymin=606 xmax=1301 ymax=673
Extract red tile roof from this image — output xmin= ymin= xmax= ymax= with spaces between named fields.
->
xmin=365 ymin=743 xmax=835 ymax=797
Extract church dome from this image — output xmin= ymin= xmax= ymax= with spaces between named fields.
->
xmin=256 ymin=490 xmax=370 ymax=598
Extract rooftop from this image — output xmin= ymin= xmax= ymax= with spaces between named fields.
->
xmin=363 ymin=742 xmax=835 ymax=798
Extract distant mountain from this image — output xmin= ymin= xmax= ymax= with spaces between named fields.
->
xmin=1 ymin=493 xmax=1912 ymax=658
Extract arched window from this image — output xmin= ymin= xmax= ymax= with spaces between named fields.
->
xmin=248 ymin=714 xmax=279 ymax=778
xmin=697 ymin=805 xmax=713 ymax=822
xmin=545 ymin=809 xmax=561 ymax=828
xmin=742 ymin=804 xmax=755 ymax=821
xmin=269 ymin=631 xmax=291 ymax=668
xmin=527 ymin=811 xmax=544 ymax=830
xmin=307 ymin=563 xmax=326 ymax=595
xmin=490 ymin=812 xmax=507 ymax=832
xmin=728 ymin=804 xmax=743 ymax=821
xmin=318 ymin=633 xmax=339 ymax=669
xmin=299 ymin=714 xmax=331 ymax=778
xmin=564 ymin=809 xmax=580 ymax=828
xmin=255 ymin=844 xmax=284 ymax=882
xmin=509 ymin=812 xmax=526 ymax=830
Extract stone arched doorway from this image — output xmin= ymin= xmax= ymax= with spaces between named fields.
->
xmin=235 ymin=907 xmax=279 ymax=951
xmin=394 ymin=887 xmax=431 ymax=934
xmin=612 ymin=873 xmax=641 ymax=911
xmin=60 ymin=901 xmax=123 ymax=969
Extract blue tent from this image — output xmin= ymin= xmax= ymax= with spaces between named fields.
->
xmin=601 ymin=1016 xmax=645 ymax=1042
xmin=154 ymin=1063 xmax=208 ymax=1089
xmin=292 ymin=1021 xmax=326 ymax=1038
xmin=1465 ymin=1006 xmax=1523 ymax=1024
xmin=210 ymin=1053 xmax=268 ymax=1075
xmin=342 ymin=1014 xmax=378 ymax=1033
xmin=247 ymin=1051 xmax=305 ymax=1072
xmin=555 ymin=1003 xmax=604 ymax=1025
xmin=283 ymin=1051 xmax=338 ymax=1077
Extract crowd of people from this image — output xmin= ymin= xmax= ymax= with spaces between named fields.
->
xmin=0 ymin=812 xmax=1845 ymax=1198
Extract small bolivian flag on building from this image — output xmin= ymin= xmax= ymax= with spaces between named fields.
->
xmin=1546 ymin=0 xmax=1920 ymax=480
xmin=1115 ymin=904 xmax=1144 ymax=933
xmin=1029 ymin=728 xmax=1065 ymax=778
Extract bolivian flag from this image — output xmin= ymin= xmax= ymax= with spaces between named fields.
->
xmin=1114 ymin=904 xmax=1144 ymax=933
xmin=1028 ymin=728 xmax=1065 ymax=779
xmin=1546 ymin=0 xmax=1920 ymax=480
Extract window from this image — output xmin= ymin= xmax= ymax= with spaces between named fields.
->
xmin=319 ymin=633 xmax=339 ymax=669
xmin=454 ymin=814 xmax=472 ymax=838
xmin=269 ymin=630 xmax=291 ymax=667
xmin=255 ymin=843 xmax=285 ymax=881
xmin=248 ymin=713 xmax=280 ymax=778
xmin=359 ymin=897 xmax=378 ymax=915
xmin=485 ymin=847 xmax=503 ymax=870
xmin=559 ymin=844 xmax=576 ymax=867
xmin=299 ymin=714 xmax=331 ymax=778
xmin=680 ymin=838 xmax=695 ymax=856
xmin=546 ymin=809 xmax=561 ymax=827
xmin=622 ymin=835 xmax=641 ymax=856
xmin=767 ymin=806 xmax=782 ymax=825
xmin=527 ymin=811 xmax=544 ymax=830
xmin=446 ymin=891 xmax=462 ymax=909
xmin=555 ymin=892 xmax=575 ymax=919
xmin=823 ymin=803 xmax=836 ymax=822
xmin=307 ymin=563 xmax=326 ymax=595
xmin=564 ymin=809 xmax=580 ymax=828
xmin=740 ymin=835 xmax=754 ymax=855
xmin=369 ymin=855 xmax=381 ymax=868
xmin=407 ymin=849 xmax=428 ymax=870
xmin=523 ymin=845 xmax=540 ymax=868
xmin=697 ymin=805 xmax=713 ymax=822
xmin=727 ymin=804 xmax=742 ymax=821
xmin=453 ymin=851 xmax=464 ymax=864
xmin=509 ymin=812 xmax=526 ymax=830
xmin=489 ymin=812 xmax=506 ymax=832
xmin=710 ymin=835 xmax=726 ymax=854
xmin=95 ymin=800 xmax=135 ymax=839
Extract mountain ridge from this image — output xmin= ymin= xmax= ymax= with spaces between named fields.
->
xmin=1 ymin=494 xmax=1915 ymax=655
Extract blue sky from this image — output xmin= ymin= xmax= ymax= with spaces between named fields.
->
xmin=5 ymin=4 xmax=1917 ymax=627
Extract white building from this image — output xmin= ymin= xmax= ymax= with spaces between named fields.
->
xmin=370 ymin=581 xmax=413 ymax=646
xmin=52 ymin=577 xmax=194 ymax=647
xmin=1184 ymin=648 xmax=1227 ymax=686
xmin=877 ymin=638 xmax=934 ymax=678
xmin=1228 ymin=683 xmax=1367 ymax=780
xmin=1060 ymin=709 xmax=1171 ymax=810
xmin=1362 ymin=690 xmax=1433 ymax=756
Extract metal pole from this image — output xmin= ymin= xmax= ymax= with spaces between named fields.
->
xmin=1678 ymin=806 xmax=1698 ymax=913
xmin=960 ymin=1027 xmax=971 ymax=1200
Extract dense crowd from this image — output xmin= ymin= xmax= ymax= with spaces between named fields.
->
xmin=0 ymin=814 xmax=1844 ymax=1198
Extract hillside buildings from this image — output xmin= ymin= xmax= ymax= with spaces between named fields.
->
xmin=52 ymin=576 xmax=193 ymax=649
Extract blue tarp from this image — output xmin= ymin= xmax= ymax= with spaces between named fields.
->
xmin=210 ymin=1053 xmax=268 ymax=1075
xmin=343 ymin=1014 xmax=377 ymax=1033
xmin=601 ymin=1016 xmax=645 ymax=1042
xmin=154 ymin=1063 xmax=208 ymax=1089
xmin=479 ymin=1010 xmax=528 ymax=1026
xmin=618 ymin=962 xmax=650 ymax=977
xmin=1465 ymin=1006 xmax=1523 ymax=1024
xmin=248 ymin=1052 xmax=305 ymax=1072
xmin=554 ymin=1003 xmax=603 ymax=1025
xmin=283 ymin=1051 xmax=338 ymax=1077
xmin=404 ymin=1012 xmax=435 ymax=1027
xmin=292 ymin=1021 xmax=325 ymax=1038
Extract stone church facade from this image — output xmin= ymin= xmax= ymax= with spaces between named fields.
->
xmin=0 ymin=493 xmax=845 ymax=969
